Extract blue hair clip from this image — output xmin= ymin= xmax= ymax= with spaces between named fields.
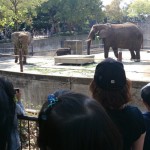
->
xmin=47 ymin=94 xmax=58 ymax=108
xmin=41 ymin=94 xmax=58 ymax=120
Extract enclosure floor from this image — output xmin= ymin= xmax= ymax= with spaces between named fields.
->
xmin=0 ymin=50 xmax=150 ymax=82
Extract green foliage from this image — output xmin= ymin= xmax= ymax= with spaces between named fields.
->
xmin=0 ymin=0 xmax=48 ymax=30
xmin=0 ymin=0 xmax=105 ymax=33
xmin=127 ymin=0 xmax=150 ymax=17
xmin=104 ymin=0 xmax=124 ymax=22
xmin=36 ymin=0 xmax=104 ymax=32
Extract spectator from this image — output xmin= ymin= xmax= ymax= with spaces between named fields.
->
xmin=141 ymin=83 xmax=150 ymax=150
xmin=38 ymin=91 xmax=123 ymax=150
xmin=10 ymin=88 xmax=25 ymax=150
xmin=0 ymin=77 xmax=16 ymax=150
xmin=89 ymin=57 xmax=146 ymax=150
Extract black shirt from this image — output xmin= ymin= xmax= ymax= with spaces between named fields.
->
xmin=143 ymin=112 xmax=150 ymax=150
xmin=107 ymin=105 xmax=146 ymax=150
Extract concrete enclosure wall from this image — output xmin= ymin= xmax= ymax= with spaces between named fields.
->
xmin=0 ymin=70 xmax=148 ymax=111
xmin=1 ymin=21 xmax=150 ymax=55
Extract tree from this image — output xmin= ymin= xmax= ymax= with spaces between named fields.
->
xmin=36 ymin=0 xmax=104 ymax=33
xmin=0 ymin=0 xmax=48 ymax=31
xmin=127 ymin=0 xmax=150 ymax=18
xmin=104 ymin=0 xmax=124 ymax=23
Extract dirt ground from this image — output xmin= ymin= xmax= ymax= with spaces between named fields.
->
xmin=0 ymin=49 xmax=150 ymax=82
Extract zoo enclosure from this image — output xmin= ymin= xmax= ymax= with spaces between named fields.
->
xmin=0 ymin=27 xmax=150 ymax=58
xmin=0 ymin=22 xmax=150 ymax=150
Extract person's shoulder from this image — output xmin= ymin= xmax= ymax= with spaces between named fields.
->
xmin=143 ymin=112 xmax=150 ymax=125
xmin=124 ymin=105 xmax=141 ymax=113
xmin=124 ymin=105 xmax=146 ymax=133
xmin=123 ymin=105 xmax=143 ymax=119
xmin=143 ymin=112 xmax=150 ymax=118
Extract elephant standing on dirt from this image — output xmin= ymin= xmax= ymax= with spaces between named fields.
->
xmin=11 ymin=31 xmax=32 ymax=64
xmin=87 ymin=23 xmax=143 ymax=62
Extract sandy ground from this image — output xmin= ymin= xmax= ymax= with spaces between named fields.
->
xmin=0 ymin=50 xmax=150 ymax=82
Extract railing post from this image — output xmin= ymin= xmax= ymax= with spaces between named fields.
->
xmin=18 ymin=115 xmax=38 ymax=149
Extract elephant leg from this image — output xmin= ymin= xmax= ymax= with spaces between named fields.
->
xmin=15 ymin=57 xmax=18 ymax=63
xmin=14 ymin=46 xmax=18 ymax=63
xmin=23 ymin=56 xmax=27 ymax=64
xmin=104 ymin=49 xmax=110 ymax=58
xmin=104 ymin=45 xmax=110 ymax=58
xmin=135 ymin=50 xmax=140 ymax=62
xmin=112 ymin=47 xmax=118 ymax=58
xmin=129 ymin=49 xmax=136 ymax=60
xmin=22 ymin=46 xmax=28 ymax=64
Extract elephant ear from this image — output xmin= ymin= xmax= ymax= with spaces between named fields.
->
xmin=99 ymin=29 xmax=108 ymax=38
xmin=91 ymin=26 xmax=97 ymax=34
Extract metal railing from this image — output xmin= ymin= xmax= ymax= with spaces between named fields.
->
xmin=18 ymin=115 xmax=39 ymax=150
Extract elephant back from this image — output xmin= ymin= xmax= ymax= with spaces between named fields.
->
xmin=11 ymin=31 xmax=32 ymax=45
xmin=11 ymin=32 xmax=20 ymax=43
xmin=18 ymin=32 xmax=31 ymax=45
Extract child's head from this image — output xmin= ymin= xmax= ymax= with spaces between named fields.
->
xmin=38 ymin=92 xmax=122 ymax=150
xmin=141 ymin=83 xmax=150 ymax=107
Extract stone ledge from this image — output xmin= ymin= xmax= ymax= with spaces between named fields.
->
xmin=54 ymin=55 xmax=95 ymax=65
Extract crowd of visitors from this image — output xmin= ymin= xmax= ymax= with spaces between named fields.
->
xmin=0 ymin=57 xmax=150 ymax=150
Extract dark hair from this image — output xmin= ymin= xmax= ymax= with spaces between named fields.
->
xmin=53 ymin=89 xmax=70 ymax=97
xmin=0 ymin=77 xmax=16 ymax=149
xmin=89 ymin=79 xmax=132 ymax=109
xmin=38 ymin=92 xmax=122 ymax=150
xmin=141 ymin=83 xmax=150 ymax=106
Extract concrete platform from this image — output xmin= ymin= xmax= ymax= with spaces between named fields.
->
xmin=54 ymin=55 xmax=94 ymax=65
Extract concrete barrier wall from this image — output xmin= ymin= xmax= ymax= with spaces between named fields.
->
xmin=0 ymin=70 xmax=148 ymax=111
xmin=31 ymin=34 xmax=88 ymax=52
xmin=0 ymin=34 xmax=88 ymax=54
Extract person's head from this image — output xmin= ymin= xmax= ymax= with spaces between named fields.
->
xmin=141 ymin=83 xmax=150 ymax=110
xmin=90 ymin=57 xmax=132 ymax=110
xmin=38 ymin=92 xmax=122 ymax=150
xmin=0 ymin=77 xmax=16 ymax=149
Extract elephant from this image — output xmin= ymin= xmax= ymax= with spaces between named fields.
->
xmin=11 ymin=31 xmax=32 ymax=64
xmin=87 ymin=23 xmax=143 ymax=62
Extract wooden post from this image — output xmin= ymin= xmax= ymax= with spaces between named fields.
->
xmin=87 ymin=40 xmax=91 ymax=55
xmin=118 ymin=51 xmax=122 ymax=62
xmin=19 ymin=42 xmax=23 ymax=72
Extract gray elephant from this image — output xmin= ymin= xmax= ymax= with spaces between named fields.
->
xmin=11 ymin=31 xmax=32 ymax=64
xmin=87 ymin=23 xmax=143 ymax=62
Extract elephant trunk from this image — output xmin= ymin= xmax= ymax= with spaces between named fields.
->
xmin=87 ymin=39 xmax=91 ymax=55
